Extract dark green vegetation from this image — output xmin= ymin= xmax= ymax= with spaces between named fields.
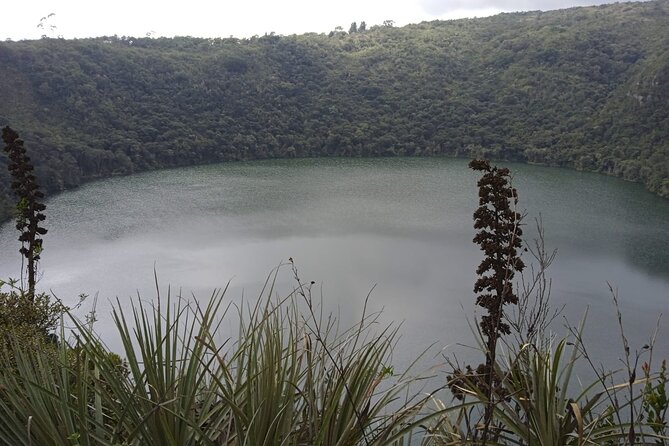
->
xmin=1 ymin=0 xmax=669 ymax=220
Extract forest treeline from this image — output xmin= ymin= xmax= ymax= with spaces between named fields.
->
xmin=0 ymin=0 xmax=668 ymax=220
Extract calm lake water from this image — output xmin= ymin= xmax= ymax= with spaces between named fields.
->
xmin=1 ymin=157 xmax=668 ymax=371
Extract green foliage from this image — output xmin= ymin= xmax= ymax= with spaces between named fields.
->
xmin=642 ymin=359 xmax=668 ymax=442
xmin=430 ymin=313 xmax=669 ymax=445
xmin=0 ymin=0 xmax=668 ymax=223
xmin=0 ymin=159 xmax=666 ymax=444
xmin=0 ymin=281 xmax=66 ymax=364
xmin=0 ymin=268 xmax=428 ymax=445
xmin=500 ymin=335 xmax=607 ymax=445
xmin=432 ymin=162 xmax=668 ymax=445
xmin=0 ymin=288 xmax=63 ymax=334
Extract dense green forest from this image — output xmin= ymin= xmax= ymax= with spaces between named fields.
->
xmin=1 ymin=0 xmax=668 ymax=220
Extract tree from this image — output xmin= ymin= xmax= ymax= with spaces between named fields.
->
xmin=469 ymin=158 xmax=525 ymax=443
xmin=329 ymin=26 xmax=346 ymax=37
xmin=359 ymin=21 xmax=367 ymax=32
xmin=2 ymin=127 xmax=48 ymax=298
xmin=349 ymin=22 xmax=357 ymax=34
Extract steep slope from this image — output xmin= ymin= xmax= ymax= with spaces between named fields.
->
xmin=0 ymin=0 xmax=667 ymax=220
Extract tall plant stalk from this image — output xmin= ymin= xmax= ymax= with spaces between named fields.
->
xmin=469 ymin=159 xmax=525 ymax=443
xmin=2 ymin=126 xmax=47 ymax=298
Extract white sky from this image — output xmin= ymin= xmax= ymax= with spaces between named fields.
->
xmin=1 ymin=0 xmax=628 ymax=41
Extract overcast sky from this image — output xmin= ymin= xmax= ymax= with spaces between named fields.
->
xmin=1 ymin=0 xmax=635 ymax=41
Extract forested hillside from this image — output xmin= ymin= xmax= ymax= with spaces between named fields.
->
xmin=1 ymin=0 xmax=668 ymax=220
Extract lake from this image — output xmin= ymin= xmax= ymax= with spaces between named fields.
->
xmin=1 ymin=157 xmax=667 ymax=373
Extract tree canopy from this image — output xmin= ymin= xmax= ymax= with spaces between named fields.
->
xmin=1 ymin=0 xmax=668 ymax=220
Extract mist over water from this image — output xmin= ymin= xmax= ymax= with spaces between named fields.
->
xmin=1 ymin=157 xmax=667 ymax=371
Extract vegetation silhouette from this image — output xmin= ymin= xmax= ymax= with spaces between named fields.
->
xmin=470 ymin=159 xmax=525 ymax=444
xmin=2 ymin=126 xmax=47 ymax=298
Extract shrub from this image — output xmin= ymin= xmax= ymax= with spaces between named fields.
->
xmin=0 ymin=281 xmax=65 ymax=361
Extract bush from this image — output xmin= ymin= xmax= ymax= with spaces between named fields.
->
xmin=0 ymin=281 xmax=65 ymax=357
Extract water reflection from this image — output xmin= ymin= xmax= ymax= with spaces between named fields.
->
xmin=0 ymin=157 xmax=667 ymax=369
